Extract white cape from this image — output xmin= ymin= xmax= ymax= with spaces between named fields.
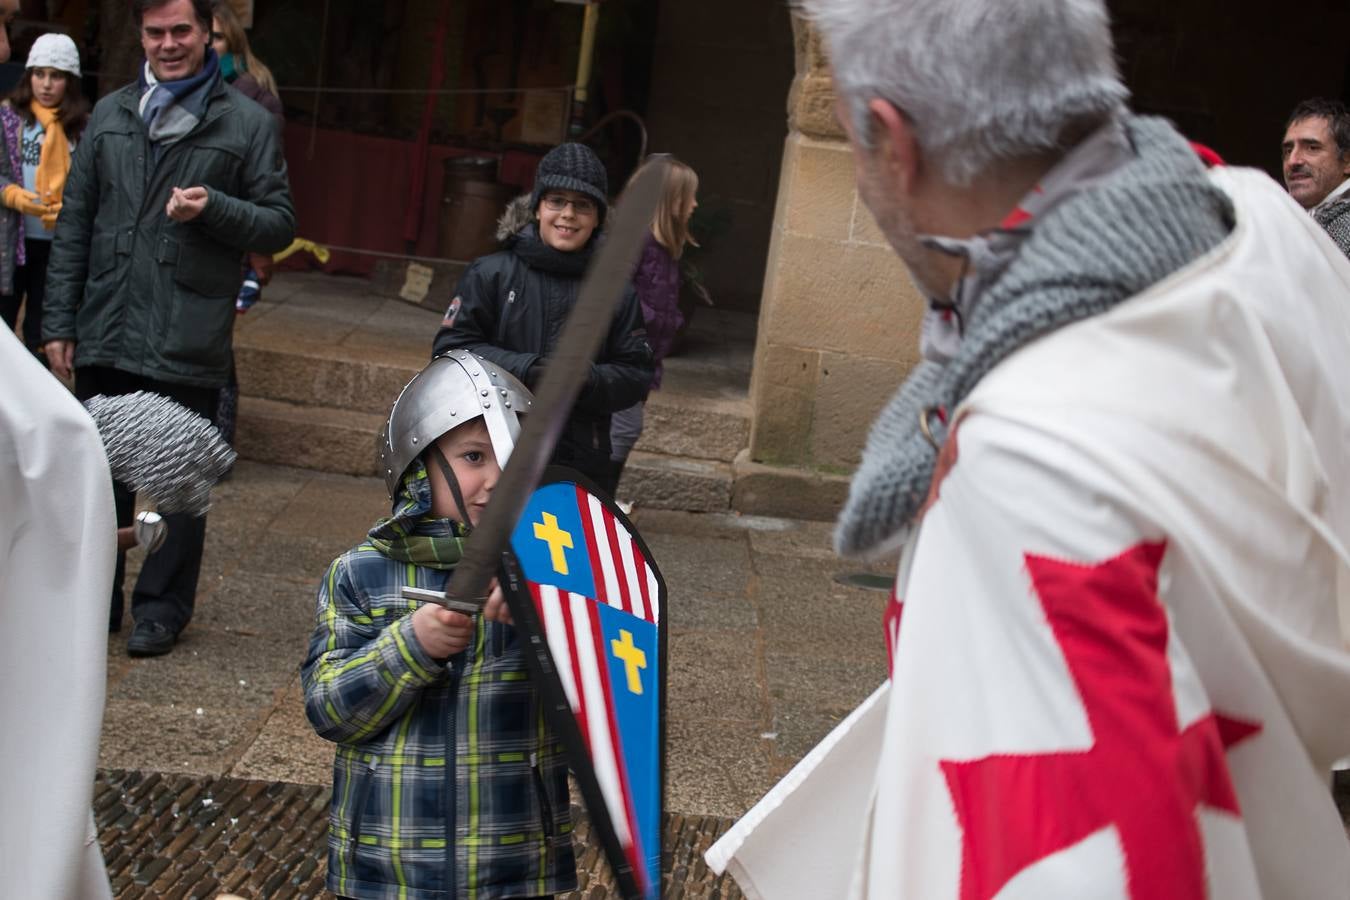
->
xmin=0 ymin=328 xmax=115 ymax=898
xmin=709 ymin=168 xmax=1350 ymax=898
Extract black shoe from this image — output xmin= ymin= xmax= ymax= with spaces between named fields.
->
xmin=127 ymin=619 xmax=177 ymax=657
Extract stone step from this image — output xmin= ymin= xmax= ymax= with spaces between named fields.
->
xmin=617 ymin=451 xmax=733 ymax=513
xmin=230 ymin=272 xmax=754 ymax=485
xmin=635 ymin=379 xmax=750 ymax=464
xmin=235 ymin=345 xmax=419 ymax=417
xmin=235 ymin=396 xmax=381 ymax=478
xmin=235 ymin=396 xmax=739 ymax=517
xmin=236 ymin=347 xmax=751 ymax=465
xmin=730 ymin=449 xmax=850 ymax=522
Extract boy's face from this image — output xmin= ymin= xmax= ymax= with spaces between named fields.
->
xmin=427 ymin=419 xmax=501 ymax=526
xmin=537 ymin=188 xmax=599 ymax=252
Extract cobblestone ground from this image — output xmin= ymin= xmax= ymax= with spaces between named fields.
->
xmin=96 ymin=769 xmax=742 ymax=899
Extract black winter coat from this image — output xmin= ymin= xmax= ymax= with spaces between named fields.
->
xmin=431 ymin=221 xmax=654 ymax=486
xmin=44 ymin=75 xmax=294 ymax=387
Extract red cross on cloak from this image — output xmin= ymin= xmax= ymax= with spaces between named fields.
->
xmin=884 ymin=587 xmax=904 ymax=673
xmin=939 ymin=541 xmax=1262 ymax=900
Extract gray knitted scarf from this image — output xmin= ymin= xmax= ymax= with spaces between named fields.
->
xmin=835 ymin=116 xmax=1235 ymax=558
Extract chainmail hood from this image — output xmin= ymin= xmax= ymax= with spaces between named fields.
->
xmin=835 ymin=115 xmax=1236 ymax=558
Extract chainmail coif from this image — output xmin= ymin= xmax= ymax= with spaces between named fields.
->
xmin=1313 ymin=195 xmax=1350 ymax=260
xmin=835 ymin=116 xmax=1236 ymax=558
xmin=83 ymin=391 xmax=236 ymax=516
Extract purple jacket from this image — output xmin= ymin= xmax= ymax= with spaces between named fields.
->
xmin=226 ymin=73 xmax=284 ymax=136
xmin=633 ymin=232 xmax=682 ymax=389
xmin=0 ymin=104 xmax=28 ymax=283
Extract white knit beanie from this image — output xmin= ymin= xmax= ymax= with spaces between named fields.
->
xmin=27 ymin=33 xmax=81 ymax=77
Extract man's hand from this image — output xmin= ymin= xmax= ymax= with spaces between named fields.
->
xmin=116 ymin=526 xmax=137 ymax=551
xmin=44 ymin=339 xmax=74 ymax=381
xmin=247 ymin=252 xmax=275 ymax=285
xmin=166 ymin=186 xmax=209 ymax=222
xmin=482 ymin=580 xmax=514 ymax=626
xmin=411 ymin=603 xmax=473 ymax=660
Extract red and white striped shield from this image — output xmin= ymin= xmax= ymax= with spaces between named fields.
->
xmin=503 ymin=471 xmax=667 ymax=900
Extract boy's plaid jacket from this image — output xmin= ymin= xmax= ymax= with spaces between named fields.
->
xmin=302 ymin=470 xmax=576 ymax=900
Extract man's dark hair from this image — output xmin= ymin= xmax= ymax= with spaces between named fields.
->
xmin=1286 ymin=98 xmax=1350 ymax=159
xmin=130 ymin=0 xmax=212 ymax=30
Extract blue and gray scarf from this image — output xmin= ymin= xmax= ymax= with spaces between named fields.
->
xmin=137 ymin=47 xmax=220 ymax=157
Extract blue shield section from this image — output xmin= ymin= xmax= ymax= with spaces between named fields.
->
xmin=597 ymin=603 xmax=661 ymax=896
xmin=507 ymin=474 xmax=666 ymax=900
xmin=511 ymin=482 xmax=596 ymax=599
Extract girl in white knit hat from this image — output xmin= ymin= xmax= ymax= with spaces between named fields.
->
xmin=0 ymin=32 xmax=89 ymax=362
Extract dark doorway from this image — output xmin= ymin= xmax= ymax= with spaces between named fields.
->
xmin=1111 ymin=0 xmax=1350 ymax=177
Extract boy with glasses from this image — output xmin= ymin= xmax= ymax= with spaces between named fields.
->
xmin=432 ymin=142 xmax=653 ymax=493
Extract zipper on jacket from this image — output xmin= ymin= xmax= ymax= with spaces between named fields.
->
xmin=347 ymin=754 xmax=380 ymax=863
xmin=530 ymin=751 xmax=555 ymax=838
xmin=494 ymin=285 xmax=519 ymax=345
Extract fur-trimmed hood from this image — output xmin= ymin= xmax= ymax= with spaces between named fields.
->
xmin=495 ymin=194 xmax=535 ymax=242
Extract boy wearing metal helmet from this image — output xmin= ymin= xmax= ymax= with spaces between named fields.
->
xmin=302 ymin=352 xmax=577 ymax=900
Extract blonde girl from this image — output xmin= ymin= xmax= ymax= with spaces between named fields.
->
xmin=210 ymin=1 xmax=279 ymax=101
xmin=608 ymin=155 xmax=701 ymax=493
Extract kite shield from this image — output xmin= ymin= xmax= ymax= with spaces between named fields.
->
xmin=501 ymin=466 xmax=667 ymax=900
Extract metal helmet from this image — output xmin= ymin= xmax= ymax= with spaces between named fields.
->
xmin=377 ymin=351 xmax=533 ymax=499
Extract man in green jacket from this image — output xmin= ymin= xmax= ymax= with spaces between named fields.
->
xmin=43 ymin=0 xmax=295 ymax=657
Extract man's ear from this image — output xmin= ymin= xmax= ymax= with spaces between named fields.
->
xmin=867 ymin=98 xmax=922 ymax=195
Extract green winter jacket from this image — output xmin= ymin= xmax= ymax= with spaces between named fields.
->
xmin=303 ymin=464 xmax=577 ymax=899
xmin=43 ymin=75 xmax=294 ymax=388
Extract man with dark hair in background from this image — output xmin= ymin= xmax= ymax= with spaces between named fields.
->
xmin=1282 ymin=97 xmax=1350 ymax=256
xmin=42 ymin=0 xmax=294 ymax=656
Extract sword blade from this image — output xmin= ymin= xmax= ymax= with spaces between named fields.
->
xmin=445 ymin=159 xmax=668 ymax=605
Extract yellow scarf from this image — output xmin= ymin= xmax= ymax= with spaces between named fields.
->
xmin=29 ymin=101 xmax=69 ymax=206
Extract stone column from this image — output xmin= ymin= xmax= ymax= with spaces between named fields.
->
xmin=734 ymin=16 xmax=924 ymax=521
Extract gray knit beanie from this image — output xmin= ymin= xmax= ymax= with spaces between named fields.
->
xmin=530 ymin=142 xmax=608 ymax=222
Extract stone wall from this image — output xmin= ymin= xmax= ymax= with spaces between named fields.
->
xmin=746 ymin=17 xmax=923 ymax=476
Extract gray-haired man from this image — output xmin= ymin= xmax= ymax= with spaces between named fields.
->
xmin=1282 ymin=97 xmax=1350 ymax=256
xmin=708 ymin=1 xmax=1350 ymax=896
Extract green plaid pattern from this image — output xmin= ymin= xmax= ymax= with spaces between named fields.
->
xmin=302 ymin=464 xmax=576 ymax=898
xmin=367 ymin=463 xmax=467 ymax=571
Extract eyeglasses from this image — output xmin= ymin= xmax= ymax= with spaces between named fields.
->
xmin=541 ymin=193 xmax=596 ymax=216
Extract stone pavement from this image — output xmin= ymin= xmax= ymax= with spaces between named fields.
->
xmin=100 ymin=459 xmax=895 ymax=897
